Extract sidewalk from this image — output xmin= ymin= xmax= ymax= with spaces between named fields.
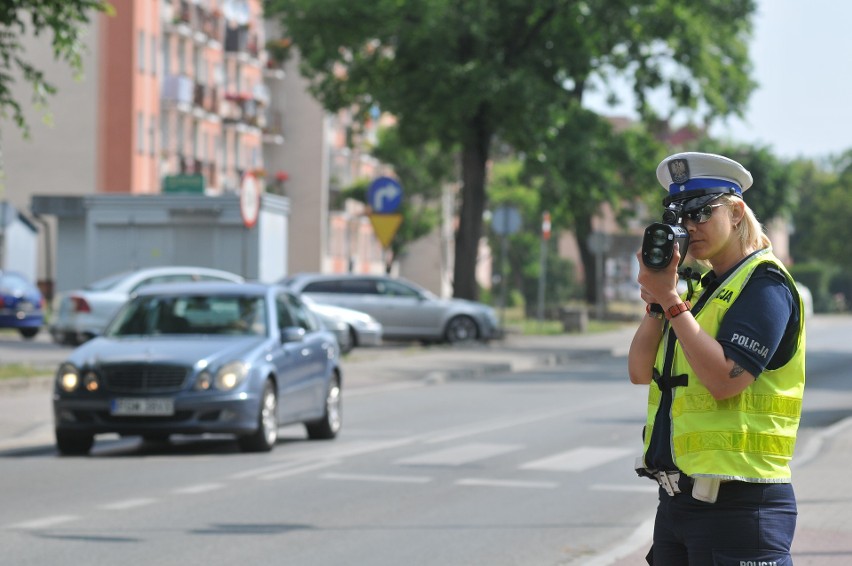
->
xmin=2 ymin=323 xmax=852 ymax=564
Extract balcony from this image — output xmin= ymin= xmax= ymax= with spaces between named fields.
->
xmin=262 ymin=109 xmax=285 ymax=145
xmin=224 ymin=25 xmax=260 ymax=62
xmin=161 ymin=74 xmax=194 ymax=110
xmin=221 ymin=92 xmax=265 ymax=130
xmin=224 ymin=25 xmax=248 ymax=53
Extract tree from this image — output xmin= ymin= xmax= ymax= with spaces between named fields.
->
xmin=264 ymin=0 xmax=757 ymax=299
xmin=1 ymin=1 xmax=112 ymax=138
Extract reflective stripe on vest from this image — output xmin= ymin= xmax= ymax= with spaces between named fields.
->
xmin=642 ymin=248 xmax=806 ymax=482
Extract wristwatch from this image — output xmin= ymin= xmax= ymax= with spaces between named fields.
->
xmin=665 ymin=301 xmax=691 ymax=320
xmin=646 ymin=304 xmax=664 ymax=320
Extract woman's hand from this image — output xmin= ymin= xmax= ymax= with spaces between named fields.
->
xmin=635 ymin=244 xmax=682 ymax=309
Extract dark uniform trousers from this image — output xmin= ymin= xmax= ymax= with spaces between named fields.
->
xmin=647 ymin=473 xmax=797 ymax=566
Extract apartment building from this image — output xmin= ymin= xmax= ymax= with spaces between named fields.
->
xmin=1 ymin=0 xmax=395 ymax=292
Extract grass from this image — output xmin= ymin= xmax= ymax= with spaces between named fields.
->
xmin=0 ymin=363 xmax=53 ymax=380
xmin=499 ymin=304 xmax=638 ymax=336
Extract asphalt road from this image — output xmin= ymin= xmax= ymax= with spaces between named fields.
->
xmin=0 ymin=344 xmax=657 ymax=565
xmin=1 ymin=317 xmax=851 ymax=565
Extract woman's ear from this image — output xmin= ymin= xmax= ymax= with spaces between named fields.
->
xmin=731 ymin=199 xmax=746 ymax=225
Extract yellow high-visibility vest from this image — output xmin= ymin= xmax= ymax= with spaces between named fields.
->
xmin=642 ymin=248 xmax=806 ymax=482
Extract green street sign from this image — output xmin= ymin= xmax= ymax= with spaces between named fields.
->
xmin=163 ymin=174 xmax=205 ymax=194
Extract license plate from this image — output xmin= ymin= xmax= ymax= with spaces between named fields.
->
xmin=110 ymin=398 xmax=175 ymax=416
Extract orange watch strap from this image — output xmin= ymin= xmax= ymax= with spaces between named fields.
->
xmin=665 ymin=301 xmax=691 ymax=320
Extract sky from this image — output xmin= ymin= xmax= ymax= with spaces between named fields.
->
xmin=587 ymin=0 xmax=852 ymax=161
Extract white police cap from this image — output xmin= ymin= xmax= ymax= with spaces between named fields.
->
xmin=656 ymin=151 xmax=753 ymax=206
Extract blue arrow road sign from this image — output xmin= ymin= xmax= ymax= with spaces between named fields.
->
xmin=368 ymin=176 xmax=403 ymax=213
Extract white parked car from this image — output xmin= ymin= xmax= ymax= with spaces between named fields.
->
xmin=50 ymin=266 xmax=245 ymax=345
xmin=301 ymin=295 xmax=383 ymax=353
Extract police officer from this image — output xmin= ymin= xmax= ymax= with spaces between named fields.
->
xmin=628 ymin=152 xmax=805 ymax=565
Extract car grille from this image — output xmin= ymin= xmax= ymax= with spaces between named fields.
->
xmin=102 ymin=364 xmax=189 ymax=393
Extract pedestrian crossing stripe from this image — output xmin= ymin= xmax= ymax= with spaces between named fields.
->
xmin=395 ymin=443 xmax=522 ymax=466
xmin=521 ymin=446 xmax=634 ymax=472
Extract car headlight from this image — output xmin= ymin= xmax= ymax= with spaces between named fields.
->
xmin=214 ymin=361 xmax=248 ymax=391
xmin=57 ymin=363 xmax=80 ymax=392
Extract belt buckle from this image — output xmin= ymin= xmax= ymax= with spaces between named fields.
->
xmin=655 ymin=471 xmax=681 ymax=496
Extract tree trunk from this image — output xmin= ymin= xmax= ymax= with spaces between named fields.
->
xmin=574 ymin=215 xmax=598 ymax=305
xmin=452 ymin=124 xmax=491 ymax=300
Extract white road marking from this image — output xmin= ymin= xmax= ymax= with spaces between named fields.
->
xmin=423 ymin=398 xmax=628 ymax=445
xmin=98 ymin=498 xmax=157 ymax=511
xmin=258 ymin=459 xmax=341 ymax=480
xmin=321 ymin=472 xmax=432 ymax=484
xmin=173 ymin=483 xmax=227 ymax=495
xmin=9 ymin=515 xmax=79 ymax=529
xmin=570 ymin=516 xmax=655 ymax=566
xmin=521 ymin=446 xmax=633 ymax=472
xmin=456 ymin=478 xmax=559 ymax=489
xmin=396 ymin=443 xmax=521 ymax=466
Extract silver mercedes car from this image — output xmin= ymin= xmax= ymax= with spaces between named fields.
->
xmin=52 ymin=282 xmax=342 ymax=456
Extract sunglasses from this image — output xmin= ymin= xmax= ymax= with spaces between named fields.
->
xmin=684 ymin=203 xmax=726 ymax=224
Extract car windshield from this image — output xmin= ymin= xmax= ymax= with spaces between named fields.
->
xmin=106 ymin=294 xmax=268 ymax=337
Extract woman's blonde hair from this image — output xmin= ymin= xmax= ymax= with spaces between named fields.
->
xmin=721 ymin=194 xmax=771 ymax=253
xmin=687 ymin=195 xmax=771 ymax=271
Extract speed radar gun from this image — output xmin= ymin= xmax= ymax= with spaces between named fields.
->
xmin=641 ymin=202 xmax=690 ymax=270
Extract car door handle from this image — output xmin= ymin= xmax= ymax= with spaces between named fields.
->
xmin=301 ymin=348 xmax=310 ymax=357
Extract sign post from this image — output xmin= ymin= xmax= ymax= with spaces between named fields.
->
xmin=491 ymin=205 xmax=522 ymax=331
xmin=537 ymin=211 xmax=551 ymax=325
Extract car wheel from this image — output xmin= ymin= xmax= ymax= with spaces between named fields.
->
xmin=238 ymin=379 xmax=278 ymax=453
xmin=445 ymin=315 xmax=478 ymax=344
xmin=56 ymin=430 xmax=94 ymax=456
xmin=305 ymin=373 xmax=341 ymax=440
xmin=19 ymin=327 xmax=39 ymax=339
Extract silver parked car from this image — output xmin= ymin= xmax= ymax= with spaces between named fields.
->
xmin=52 ymin=282 xmax=342 ymax=456
xmin=282 ymin=273 xmax=499 ymax=344
xmin=50 ymin=266 xmax=244 ymax=345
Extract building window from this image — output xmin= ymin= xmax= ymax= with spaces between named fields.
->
xmin=138 ymin=31 xmax=146 ymax=73
xmin=160 ymin=112 xmax=170 ymax=154
xmin=137 ymin=112 xmax=145 ymax=154
xmin=161 ymin=35 xmax=171 ymax=76
xmin=178 ymin=38 xmax=186 ymax=75
xmin=151 ymin=35 xmax=157 ymax=76
xmin=149 ymin=115 xmax=156 ymax=156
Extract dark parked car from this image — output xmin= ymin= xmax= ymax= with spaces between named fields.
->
xmin=52 ymin=282 xmax=342 ymax=456
xmin=282 ymin=273 xmax=499 ymax=344
xmin=0 ymin=271 xmax=45 ymax=339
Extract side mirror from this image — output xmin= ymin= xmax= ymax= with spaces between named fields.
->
xmin=280 ymin=326 xmax=306 ymax=343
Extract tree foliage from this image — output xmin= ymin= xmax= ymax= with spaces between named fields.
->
xmin=0 ymin=0 xmax=112 ymax=137
xmin=791 ymin=151 xmax=852 ymax=270
xmin=264 ymin=0 xmax=757 ymax=299
xmin=694 ymin=140 xmax=800 ymax=226
xmin=486 ymin=159 xmax=581 ymax=311
xmin=525 ymin=105 xmax=665 ymax=302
